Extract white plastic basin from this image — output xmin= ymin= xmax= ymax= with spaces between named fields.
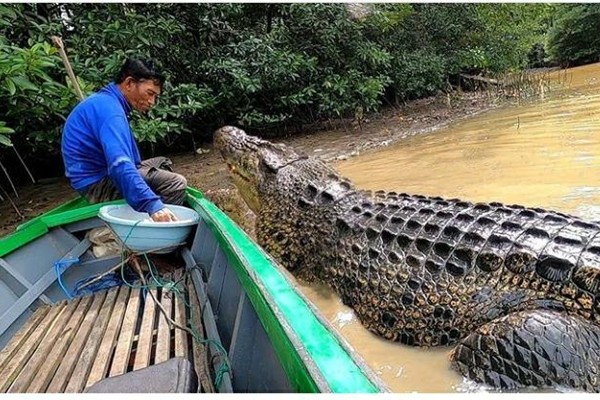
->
xmin=98 ymin=204 xmax=200 ymax=254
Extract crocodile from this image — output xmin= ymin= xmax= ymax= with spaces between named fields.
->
xmin=214 ymin=125 xmax=600 ymax=392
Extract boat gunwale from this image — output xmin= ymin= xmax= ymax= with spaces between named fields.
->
xmin=186 ymin=187 xmax=384 ymax=393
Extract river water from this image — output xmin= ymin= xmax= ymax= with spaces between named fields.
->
xmin=298 ymin=62 xmax=600 ymax=392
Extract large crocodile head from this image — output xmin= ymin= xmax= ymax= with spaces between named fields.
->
xmin=214 ymin=125 xmax=360 ymax=212
xmin=214 ymin=125 xmax=358 ymax=280
xmin=214 ymin=126 xmax=307 ymax=214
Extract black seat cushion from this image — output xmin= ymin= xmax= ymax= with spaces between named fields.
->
xmin=84 ymin=357 xmax=198 ymax=393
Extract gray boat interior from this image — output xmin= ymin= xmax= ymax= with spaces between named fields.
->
xmin=0 ymin=215 xmax=298 ymax=392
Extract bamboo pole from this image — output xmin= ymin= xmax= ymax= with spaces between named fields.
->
xmin=50 ymin=36 xmax=85 ymax=101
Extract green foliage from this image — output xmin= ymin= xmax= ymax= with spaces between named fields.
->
xmin=0 ymin=5 xmax=78 ymax=150
xmin=190 ymin=4 xmax=392 ymax=127
xmin=547 ymin=4 xmax=600 ymax=66
xmin=132 ymin=82 xmax=217 ymax=143
xmin=527 ymin=43 xmax=549 ymax=68
xmin=389 ymin=51 xmax=447 ymax=101
xmin=465 ymin=4 xmax=551 ymax=73
xmin=367 ymin=4 xmax=551 ymax=76
xmin=0 ymin=121 xmax=14 ymax=146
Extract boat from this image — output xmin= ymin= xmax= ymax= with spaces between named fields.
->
xmin=0 ymin=187 xmax=388 ymax=393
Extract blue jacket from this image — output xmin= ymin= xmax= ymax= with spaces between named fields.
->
xmin=61 ymin=82 xmax=164 ymax=215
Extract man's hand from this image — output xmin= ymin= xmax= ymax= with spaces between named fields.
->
xmin=150 ymin=207 xmax=179 ymax=222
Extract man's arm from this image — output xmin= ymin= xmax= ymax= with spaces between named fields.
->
xmin=99 ymin=115 xmax=165 ymax=216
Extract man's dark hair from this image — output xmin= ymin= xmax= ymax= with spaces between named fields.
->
xmin=115 ymin=58 xmax=165 ymax=88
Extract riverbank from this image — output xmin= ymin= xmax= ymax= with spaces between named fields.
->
xmin=0 ymin=90 xmax=500 ymax=237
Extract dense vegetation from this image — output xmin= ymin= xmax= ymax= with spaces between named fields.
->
xmin=0 ymin=3 xmax=598 ymax=182
xmin=546 ymin=4 xmax=600 ymax=67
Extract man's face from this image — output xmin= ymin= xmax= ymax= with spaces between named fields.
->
xmin=122 ymin=77 xmax=161 ymax=113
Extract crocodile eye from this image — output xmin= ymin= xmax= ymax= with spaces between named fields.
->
xmin=260 ymin=159 xmax=276 ymax=173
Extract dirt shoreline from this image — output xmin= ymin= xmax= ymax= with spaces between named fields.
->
xmin=0 ymin=91 xmax=500 ymax=238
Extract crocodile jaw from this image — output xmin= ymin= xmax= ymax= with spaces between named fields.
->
xmin=214 ymin=125 xmax=306 ymax=215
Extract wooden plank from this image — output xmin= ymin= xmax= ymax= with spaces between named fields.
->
xmin=155 ymin=286 xmax=173 ymax=364
xmin=0 ymin=303 xmax=66 ymax=392
xmin=0 ymin=238 xmax=91 ymax=338
xmin=0 ymin=306 xmax=48 ymax=371
xmin=0 ymin=304 xmax=62 ymax=392
xmin=63 ymin=287 xmax=119 ymax=393
xmin=188 ymin=278 xmax=213 ymax=393
xmin=108 ymin=287 xmax=141 ymax=377
xmin=86 ymin=286 xmax=130 ymax=388
xmin=27 ymin=296 xmax=92 ymax=393
xmin=47 ymin=291 xmax=107 ymax=392
xmin=8 ymin=301 xmax=76 ymax=393
xmin=0 ymin=301 xmax=69 ymax=392
xmin=173 ymin=271 xmax=189 ymax=359
xmin=132 ymin=288 xmax=157 ymax=371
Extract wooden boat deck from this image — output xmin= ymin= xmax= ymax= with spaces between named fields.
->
xmin=0 ymin=269 xmax=206 ymax=393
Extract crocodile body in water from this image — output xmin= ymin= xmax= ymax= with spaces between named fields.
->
xmin=215 ymin=126 xmax=600 ymax=392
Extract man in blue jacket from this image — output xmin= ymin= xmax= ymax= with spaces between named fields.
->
xmin=62 ymin=59 xmax=186 ymax=222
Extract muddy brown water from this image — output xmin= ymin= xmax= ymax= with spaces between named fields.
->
xmin=298 ymin=63 xmax=600 ymax=392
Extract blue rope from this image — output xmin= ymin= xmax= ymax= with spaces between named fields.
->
xmin=54 ymin=257 xmax=79 ymax=300
xmin=72 ymin=270 xmax=137 ymax=297
xmin=61 ymin=221 xmax=144 ymax=297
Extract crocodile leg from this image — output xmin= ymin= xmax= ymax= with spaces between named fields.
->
xmin=450 ymin=310 xmax=600 ymax=392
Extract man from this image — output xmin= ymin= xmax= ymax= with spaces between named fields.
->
xmin=61 ymin=58 xmax=186 ymax=222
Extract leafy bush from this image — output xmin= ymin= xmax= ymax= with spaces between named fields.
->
xmin=389 ymin=51 xmax=446 ymax=102
xmin=132 ymin=83 xmax=217 ymax=143
xmin=547 ymin=5 xmax=600 ymax=67
xmin=0 ymin=34 xmax=78 ymax=152
xmin=527 ymin=43 xmax=549 ymax=68
xmin=0 ymin=121 xmax=13 ymax=147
